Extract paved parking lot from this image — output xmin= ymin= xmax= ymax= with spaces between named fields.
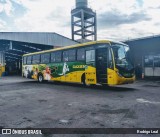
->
xmin=0 ymin=76 xmax=160 ymax=137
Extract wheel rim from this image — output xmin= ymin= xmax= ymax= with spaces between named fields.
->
xmin=85 ymin=79 xmax=90 ymax=86
xmin=82 ymin=78 xmax=90 ymax=86
xmin=39 ymin=75 xmax=43 ymax=82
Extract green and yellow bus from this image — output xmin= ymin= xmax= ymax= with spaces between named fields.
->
xmin=22 ymin=40 xmax=135 ymax=86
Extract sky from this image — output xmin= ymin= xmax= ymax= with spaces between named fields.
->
xmin=0 ymin=0 xmax=160 ymax=41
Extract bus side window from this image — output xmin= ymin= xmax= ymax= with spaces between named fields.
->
xmin=23 ymin=57 xmax=27 ymax=65
xmin=63 ymin=51 xmax=69 ymax=62
xmin=77 ymin=48 xmax=85 ymax=61
xmin=108 ymin=49 xmax=113 ymax=69
xmin=32 ymin=55 xmax=40 ymax=64
xmin=55 ymin=52 xmax=62 ymax=62
xmin=86 ymin=50 xmax=95 ymax=63
xmin=51 ymin=52 xmax=56 ymax=62
xmin=27 ymin=56 xmax=32 ymax=65
xmin=68 ymin=49 xmax=76 ymax=61
xmin=41 ymin=53 xmax=50 ymax=64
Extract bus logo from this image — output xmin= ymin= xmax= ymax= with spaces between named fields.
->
xmin=2 ymin=129 xmax=11 ymax=134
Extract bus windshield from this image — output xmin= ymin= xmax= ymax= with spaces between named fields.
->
xmin=111 ymin=43 xmax=133 ymax=70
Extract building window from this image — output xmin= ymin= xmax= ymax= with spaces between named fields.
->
xmin=27 ymin=56 xmax=32 ymax=64
xmin=154 ymin=55 xmax=160 ymax=67
xmin=32 ymin=55 xmax=40 ymax=64
xmin=145 ymin=56 xmax=153 ymax=67
xmin=77 ymin=48 xmax=85 ymax=61
xmin=41 ymin=53 xmax=50 ymax=64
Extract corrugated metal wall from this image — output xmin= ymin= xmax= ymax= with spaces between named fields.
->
xmin=0 ymin=32 xmax=78 ymax=46
xmin=125 ymin=35 xmax=160 ymax=78
xmin=0 ymin=52 xmax=5 ymax=66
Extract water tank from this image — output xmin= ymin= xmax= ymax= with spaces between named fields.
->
xmin=76 ymin=0 xmax=88 ymax=8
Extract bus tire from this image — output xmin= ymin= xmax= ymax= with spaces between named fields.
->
xmin=38 ymin=74 xmax=44 ymax=83
xmin=82 ymin=74 xmax=90 ymax=86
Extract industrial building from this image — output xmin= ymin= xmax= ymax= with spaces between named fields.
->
xmin=0 ymin=32 xmax=78 ymax=76
xmin=125 ymin=35 xmax=160 ymax=78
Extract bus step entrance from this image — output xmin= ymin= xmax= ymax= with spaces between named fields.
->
xmin=96 ymin=47 xmax=108 ymax=84
xmin=97 ymin=71 xmax=107 ymax=83
xmin=99 ymin=78 xmax=107 ymax=83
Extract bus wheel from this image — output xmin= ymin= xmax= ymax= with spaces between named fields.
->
xmin=38 ymin=74 xmax=44 ymax=83
xmin=82 ymin=75 xmax=90 ymax=86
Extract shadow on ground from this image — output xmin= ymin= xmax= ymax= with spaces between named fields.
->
xmin=19 ymin=80 xmax=137 ymax=92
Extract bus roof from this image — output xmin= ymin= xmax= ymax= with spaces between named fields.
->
xmin=23 ymin=40 xmax=125 ymax=56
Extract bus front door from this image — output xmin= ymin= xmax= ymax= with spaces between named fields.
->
xmin=96 ymin=48 xmax=108 ymax=84
xmin=85 ymin=50 xmax=97 ymax=85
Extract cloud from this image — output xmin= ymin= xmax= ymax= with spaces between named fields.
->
xmin=0 ymin=20 xmax=7 ymax=31
xmin=91 ymin=0 xmax=160 ymax=40
xmin=13 ymin=0 xmax=74 ymax=37
xmin=0 ymin=0 xmax=13 ymax=16
xmin=98 ymin=20 xmax=160 ymax=41
xmin=155 ymin=22 xmax=160 ymax=26
xmin=0 ymin=0 xmax=160 ymax=41
xmin=143 ymin=0 xmax=160 ymax=9
xmin=0 ymin=0 xmax=26 ymax=16
xmin=98 ymin=10 xmax=151 ymax=28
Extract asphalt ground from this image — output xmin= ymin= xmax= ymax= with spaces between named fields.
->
xmin=0 ymin=76 xmax=160 ymax=137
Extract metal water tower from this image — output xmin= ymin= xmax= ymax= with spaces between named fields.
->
xmin=71 ymin=0 xmax=97 ymax=42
